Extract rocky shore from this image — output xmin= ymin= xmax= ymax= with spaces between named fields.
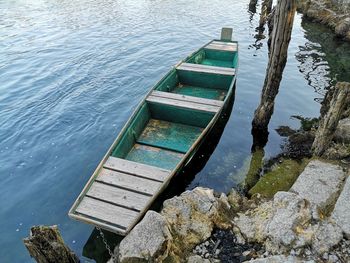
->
xmin=297 ymin=0 xmax=350 ymax=41
xmin=107 ymin=116 xmax=350 ymax=263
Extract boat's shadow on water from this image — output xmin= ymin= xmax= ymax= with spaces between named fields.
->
xmin=82 ymin=84 xmax=237 ymax=262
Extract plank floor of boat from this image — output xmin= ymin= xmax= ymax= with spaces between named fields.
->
xmin=201 ymin=59 xmax=233 ymax=68
xmin=124 ymin=118 xmax=203 ymax=170
xmin=172 ymin=84 xmax=227 ymax=100
xmin=73 ymin=156 xmax=171 ymax=235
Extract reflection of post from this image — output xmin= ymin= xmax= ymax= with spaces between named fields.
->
xmin=24 ymin=225 xmax=79 ymax=263
xmin=252 ymin=0 xmax=297 ymax=133
xmin=249 ymin=0 xmax=258 ymax=13
xmin=312 ymin=82 xmax=350 ymax=156
xmin=244 ymin=148 xmax=265 ymax=190
xmin=258 ymin=0 xmax=273 ymax=30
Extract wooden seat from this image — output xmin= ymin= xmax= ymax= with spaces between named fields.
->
xmin=146 ymin=94 xmax=221 ymax=113
xmin=177 ymin=62 xmax=236 ymax=76
xmin=151 ymin=90 xmax=224 ymax=107
xmin=205 ymin=41 xmax=238 ymax=52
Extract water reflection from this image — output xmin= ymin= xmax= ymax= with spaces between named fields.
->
xmin=296 ymin=18 xmax=350 ymax=94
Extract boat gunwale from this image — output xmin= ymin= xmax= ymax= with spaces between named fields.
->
xmin=68 ymin=38 xmax=239 ymax=235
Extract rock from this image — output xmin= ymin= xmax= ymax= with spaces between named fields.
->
xmin=187 ymin=255 xmax=210 ymax=263
xmin=290 ymin=160 xmax=346 ymax=216
xmin=234 ymin=191 xmax=313 ymax=251
xmin=161 ymin=187 xmax=231 ymax=255
xmin=243 ymin=255 xmax=306 ymax=262
xmin=227 ymin=189 xmax=244 ymax=212
xmin=335 ymin=18 xmax=350 ymax=38
xmin=323 ymin=143 xmax=350 ymax=160
xmin=332 ymin=175 xmax=350 ymax=238
xmin=118 ymin=211 xmax=171 ymax=263
xmin=264 ymin=192 xmax=312 ymax=251
xmin=334 ymin=118 xmax=350 ymax=143
xmin=312 ymin=221 xmax=343 ymax=254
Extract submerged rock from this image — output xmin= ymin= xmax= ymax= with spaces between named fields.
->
xmin=249 ymin=159 xmax=309 ymax=198
xmin=290 ymin=160 xmax=346 ymax=217
xmin=118 ymin=211 xmax=171 ymax=263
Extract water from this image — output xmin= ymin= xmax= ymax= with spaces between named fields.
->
xmin=1 ymin=0 xmax=350 ymax=262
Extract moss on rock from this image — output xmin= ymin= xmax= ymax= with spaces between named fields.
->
xmin=248 ymin=159 xmax=310 ymax=198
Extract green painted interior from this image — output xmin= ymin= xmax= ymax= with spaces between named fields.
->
xmin=110 ymin=41 xmax=238 ymax=170
xmin=111 ymin=101 xmax=213 ymax=170
xmin=137 ymin=119 xmax=204 ymax=153
xmin=125 ymin=143 xmax=184 ymax=170
xmin=185 ymin=48 xmax=238 ymax=68
xmin=154 ymin=68 xmax=233 ymax=101
xmin=172 ymin=85 xmax=227 ymax=100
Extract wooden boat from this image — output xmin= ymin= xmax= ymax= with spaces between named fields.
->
xmin=69 ymin=28 xmax=239 ymax=235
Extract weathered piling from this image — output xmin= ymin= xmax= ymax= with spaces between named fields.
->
xmin=23 ymin=225 xmax=79 ymax=263
xmin=252 ymin=0 xmax=297 ymax=133
xmin=312 ymin=82 xmax=350 ymax=156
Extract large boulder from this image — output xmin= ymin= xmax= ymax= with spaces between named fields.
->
xmin=161 ymin=187 xmax=231 ymax=255
xmin=234 ymin=192 xmax=313 ymax=252
xmin=290 ymin=160 xmax=346 ymax=217
xmin=311 ymin=221 xmax=343 ymax=254
xmin=118 ymin=211 xmax=172 ymax=263
xmin=334 ymin=118 xmax=350 ymax=143
xmin=264 ymin=192 xmax=312 ymax=251
xmin=332 ymin=175 xmax=350 ymax=238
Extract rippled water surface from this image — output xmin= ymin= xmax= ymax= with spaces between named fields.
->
xmin=1 ymin=0 xmax=350 ymax=262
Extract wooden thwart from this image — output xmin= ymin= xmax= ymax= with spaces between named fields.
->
xmin=97 ymin=168 xmax=161 ymax=196
xmin=177 ymin=62 xmax=236 ymax=76
xmin=205 ymin=41 xmax=238 ymax=52
xmin=151 ymin=90 xmax=224 ymax=106
xmin=146 ymin=95 xmax=220 ymax=113
xmin=104 ymin=156 xmax=170 ymax=182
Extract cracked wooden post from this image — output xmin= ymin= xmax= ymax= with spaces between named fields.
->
xmin=312 ymin=82 xmax=350 ymax=156
xmin=23 ymin=225 xmax=79 ymax=263
xmin=252 ymin=0 xmax=297 ymax=133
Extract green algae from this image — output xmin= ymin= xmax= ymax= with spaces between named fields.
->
xmin=244 ymin=148 xmax=265 ymax=190
xmin=248 ymin=158 xmax=310 ymax=198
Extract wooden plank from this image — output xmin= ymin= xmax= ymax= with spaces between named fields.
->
xmin=75 ymin=196 xmax=139 ymax=229
xmin=97 ymin=168 xmax=161 ymax=196
xmin=177 ymin=63 xmax=236 ymax=76
xmin=86 ymin=182 xmax=151 ymax=211
xmin=137 ymin=119 xmax=203 ymax=154
xmin=205 ymin=42 xmax=238 ymax=52
xmin=151 ymin=90 xmax=224 ymax=107
xmin=104 ymin=156 xmax=170 ymax=182
xmin=146 ymin=95 xmax=220 ymax=113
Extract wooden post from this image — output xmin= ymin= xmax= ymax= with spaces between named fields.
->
xmin=252 ymin=0 xmax=297 ymax=132
xmin=23 ymin=225 xmax=79 ymax=263
xmin=312 ymin=82 xmax=350 ymax=156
